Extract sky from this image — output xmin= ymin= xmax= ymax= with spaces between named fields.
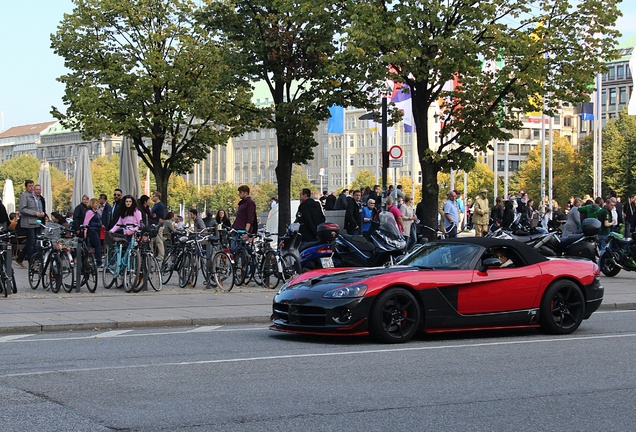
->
xmin=0 ymin=0 xmax=635 ymax=131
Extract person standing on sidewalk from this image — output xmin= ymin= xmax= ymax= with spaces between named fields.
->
xmin=150 ymin=191 xmax=166 ymax=261
xmin=232 ymin=185 xmax=257 ymax=235
xmin=82 ymin=198 xmax=103 ymax=267
xmin=106 ymin=189 xmax=123 ymax=230
xmin=16 ymin=180 xmax=45 ymax=268
xmin=473 ymin=189 xmax=490 ymax=237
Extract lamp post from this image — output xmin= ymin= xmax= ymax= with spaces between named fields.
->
xmin=359 ymin=96 xmax=388 ymax=209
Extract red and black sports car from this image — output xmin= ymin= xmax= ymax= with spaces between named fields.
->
xmin=271 ymin=238 xmax=604 ymax=343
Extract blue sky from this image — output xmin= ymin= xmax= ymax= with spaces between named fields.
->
xmin=0 ymin=0 xmax=635 ymax=131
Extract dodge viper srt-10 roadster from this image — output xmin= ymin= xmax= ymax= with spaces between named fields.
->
xmin=271 ymin=238 xmax=604 ymax=343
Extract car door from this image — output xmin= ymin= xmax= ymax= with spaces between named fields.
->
xmin=457 ymin=263 xmax=543 ymax=315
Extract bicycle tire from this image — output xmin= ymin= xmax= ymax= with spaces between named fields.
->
xmin=124 ymin=249 xmax=141 ymax=293
xmin=60 ymin=253 xmax=75 ymax=293
xmin=146 ymin=254 xmax=162 ymax=291
xmin=48 ymin=254 xmax=63 ymax=293
xmin=234 ymin=248 xmax=249 ymax=286
xmin=28 ymin=254 xmax=43 ymax=290
xmin=160 ymin=250 xmax=177 ymax=284
xmin=178 ymin=250 xmax=195 ymax=288
xmin=211 ymin=251 xmax=234 ymax=292
xmin=102 ymin=246 xmax=119 ymax=289
xmin=0 ymin=264 xmax=7 ymax=297
xmin=261 ymin=251 xmax=280 ymax=290
xmin=252 ymin=253 xmax=264 ymax=287
xmin=83 ymin=252 xmax=98 ymax=293
xmin=282 ymin=253 xmax=302 ymax=282
xmin=189 ymin=253 xmax=198 ymax=288
xmin=9 ymin=273 xmax=17 ymax=294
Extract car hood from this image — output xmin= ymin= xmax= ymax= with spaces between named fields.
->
xmin=282 ymin=266 xmax=418 ymax=292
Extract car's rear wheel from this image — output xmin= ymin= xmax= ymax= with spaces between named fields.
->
xmin=599 ymin=251 xmax=621 ymax=277
xmin=539 ymin=280 xmax=584 ymax=334
xmin=369 ymin=288 xmax=421 ymax=343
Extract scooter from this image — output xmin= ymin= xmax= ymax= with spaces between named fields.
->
xmin=281 ymin=223 xmax=338 ymax=271
xmin=332 ymin=212 xmax=407 ymax=267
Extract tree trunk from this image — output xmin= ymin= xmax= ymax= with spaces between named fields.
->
xmin=154 ymin=167 xmax=171 ymax=210
xmin=275 ymin=145 xmax=293 ymax=237
xmin=414 ymin=109 xmax=441 ymax=233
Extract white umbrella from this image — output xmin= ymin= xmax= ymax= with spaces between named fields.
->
xmin=71 ymin=145 xmax=94 ymax=208
xmin=120 ymin=136 xmax=141 ymax=198
xmin=38 ymin=161 xmax=53 ymax=216
xmin=143 ymin=168 xmax=151 ymax=196
xmin=2 ymin=179 xmax=15 ymax=215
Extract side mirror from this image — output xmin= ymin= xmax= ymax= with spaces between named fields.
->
xmin=480 ymin=257 xmax=502 ymax=272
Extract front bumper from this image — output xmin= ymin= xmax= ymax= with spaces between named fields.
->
xmin=271 ymin=289 xmax=374 ymax=335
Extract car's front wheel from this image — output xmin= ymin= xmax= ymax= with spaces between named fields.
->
xmin=539 ymin=280 xmax=584 ymax=334
xmin=369 ymin=288 xmax=421 ymax=343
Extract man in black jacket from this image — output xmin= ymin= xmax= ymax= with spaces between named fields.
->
xmin=296 ymin=189 xmax=325 ymax=242
xmin=344 ymin=190 xmax=363 ymax=235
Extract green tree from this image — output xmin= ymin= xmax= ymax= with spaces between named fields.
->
xmin=290 ymin=165 xmax=313 ymax=199
xmin=91 ymin=155 xmax=120 ymax=198
xmin=50 ymin=167 xmax=73 ymax=213
xmin=252 ymin=181 xmax=277 ymax=214
xmin=210 ymin=182 xmax=239 ymax=219
xmin=346 ymin=0 xmax=621 ymax=229
xmin=515 ymin=134 xmax=587 ymax=207
xmin=200 ymin=1 xmax=373 ymax=235
xmin=351 ymin=170 xmax=377 ymax=192
xmin=602 ymin=109 xmax=636 ymax=199
xmin=0 ymin=155 xmax=41 ymax=198
xmin=51 ymin=0 xmax=255 ymax=206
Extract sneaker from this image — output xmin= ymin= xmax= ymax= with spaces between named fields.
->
xmin=15 ymin=261 xmax=26 ymax=269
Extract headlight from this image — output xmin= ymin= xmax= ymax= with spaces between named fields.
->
xmin=323 ymin=284 xmax=367 ymax=299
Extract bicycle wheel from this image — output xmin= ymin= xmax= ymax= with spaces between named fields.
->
xmin=124 ymin=249 xmax=141 ymax=293
xmin=145 ymin=254 xmax=162 ymax=291
xmin=252 ymin=254 xmax=264 ymax=287
xmin=28 ymin=254 xmax=43 ymax=290
xmin=0 ymin=267 xmax=7 ymax=297
xmin=60 ymin=252 xmax=76 ymax=293
xmin=102 ymin=246 xmax=119 ymax=289
xmin=48 ymin=254 xmax=63 ymax=293
xmin=83 ymin=252 xmax=98 ymax=293
xmin=211 ymin=251 xmax=234 ymax=292
xmin=160 ymin=250 xmax=177 ymax=284
xmin=233 ymin=248 xmax=249 ymax=286
xmin=178 ymin=250 xmax=195 ymax=288
xmin=282 ymin=253 xmax=302 ymax=282
xmin=260 ymin=251 xmax=280 ymax=290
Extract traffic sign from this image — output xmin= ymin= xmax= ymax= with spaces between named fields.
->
xmin=389 ymin=159 xmax=403 ymax=168
xmin=389 ymin=145 xmax=403 ymax=159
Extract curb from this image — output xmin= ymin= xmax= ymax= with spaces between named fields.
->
xmin=0 ymin=315 xmax=272 ymax=335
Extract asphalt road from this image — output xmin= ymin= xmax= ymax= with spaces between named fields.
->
xmin=1 ymin=310 xmax=635 ymax=431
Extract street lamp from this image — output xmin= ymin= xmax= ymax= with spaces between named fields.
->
xmin=359 ymin=97 xmax=388 ymax=208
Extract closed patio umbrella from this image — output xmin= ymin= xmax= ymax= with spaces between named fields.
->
xmin=71 ymin=145 xmax=94 ymax=208
xmin=119 ymin=136 xmax=141 ymax=198
xmin=38 ymin=161 xmax=53 ymax=216
xmin=2 ymin=179 xmax=15 ymax=215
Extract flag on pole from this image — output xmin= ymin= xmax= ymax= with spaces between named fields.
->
xmin=327 ymin=105 xmax=344 ymax=133
xmin=391 ymin=83 xmax=414 ymax=132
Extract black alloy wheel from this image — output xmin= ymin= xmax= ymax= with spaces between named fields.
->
xmin=369 ymin=288 xmax=421 ymax=343
xmin=539 ymin=280 xmax=585 ymax=334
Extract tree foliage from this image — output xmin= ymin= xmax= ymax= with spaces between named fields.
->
xmin=290 ymin=165 xmax=314 ymax=199
xmin=351 ymin=170 xmax=378 ymax=193
xmin=252 ymin=181 xmax=277 ymax=214
xmin=345 ymin=0 xmax=621 ymax=228
xmin=514 ymin=133 xmax=588 ymax=207
xmin=51 ymin=0 xmax=256 ymax=206
xmin=601 ymin=109 xmax=636 ymax=199
xmin=200 ymin=0 xmax=374 ymax=234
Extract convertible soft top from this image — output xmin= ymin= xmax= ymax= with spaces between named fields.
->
xmin=431 ymin=237 xmax=549 ymax=266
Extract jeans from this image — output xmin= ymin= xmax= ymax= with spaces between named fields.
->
xmin=87 ymin=229 xmax=103 ymax=266
xmin=17 ymin=227 xmax=38 ymax=262
xmin=445 ymin=223 xmax=458 ymax=238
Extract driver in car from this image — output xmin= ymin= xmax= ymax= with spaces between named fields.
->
xmin=493 ymin=249 xmax=515 ymax=268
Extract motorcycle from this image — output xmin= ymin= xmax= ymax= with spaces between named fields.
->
xmin=332 ymin=212 xmax=407 ymax=267
xmin=488 ymin=216 xmax=600 ymax=262
xmin=281 ymin=223 xmax=337 ymax=271
xmin=599 ymin=232 xmax=636 ymax=277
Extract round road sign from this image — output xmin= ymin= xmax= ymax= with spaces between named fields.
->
xmin=389 ymin=145 xmax=403 ymax=159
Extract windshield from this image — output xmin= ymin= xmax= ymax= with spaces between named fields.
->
xmin=399 ymin=242 xmax=481 ymax=270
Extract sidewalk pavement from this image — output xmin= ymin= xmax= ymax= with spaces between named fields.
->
xmin=1 ymin=262 xmax=635 ymax=335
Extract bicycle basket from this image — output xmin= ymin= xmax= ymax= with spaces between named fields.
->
xmin=55 ymin=238 xmax=79 ymax=250
xmin=43 ymin=222 xmax=64 ymax=240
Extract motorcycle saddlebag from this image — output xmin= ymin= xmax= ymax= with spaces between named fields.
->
xmin=582 ymin=218 xmax=601 ymax=236
xmin=317 ymin=222 xmax=340 ymax=242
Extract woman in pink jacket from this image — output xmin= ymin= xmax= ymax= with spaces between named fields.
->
xmin=109 ymin=195 xmax=142 ymax=237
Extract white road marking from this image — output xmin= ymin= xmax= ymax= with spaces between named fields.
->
xmin=189 ymin=326 xmax=222 ymax=332
xmin=0 ymin=334 xmax=34 ymax=343
xmin=2 ymin=332 xmax=636 ymax=378
xmin=94 ymin=330 xmax=132 ymax=338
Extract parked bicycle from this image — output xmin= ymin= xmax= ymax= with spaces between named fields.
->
xmin=0 ymin=230 xmax=16 ymax=297
xmin=102 ymin=223 xmax=140 ymax=292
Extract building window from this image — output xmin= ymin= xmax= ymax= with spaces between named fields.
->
xmin=609 ymin=88 xmax=617 ymax=106
xmin=608 ymin=67 xmax=615 ymax=80
xmin=619 ymin=87 xmax=627 ymax=105
xmin=617 ymin=65 xmax=624 ymax=80
xmin=509 ymin=160 xmax=519 ymax=171
xmin=563 ymin=116 xmax=572 ymax=127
